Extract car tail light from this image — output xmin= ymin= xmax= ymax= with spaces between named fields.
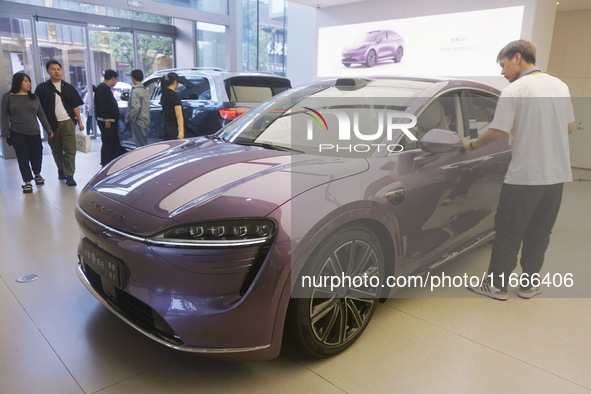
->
xmin=219 ymin=108 xmax=249 ymax=121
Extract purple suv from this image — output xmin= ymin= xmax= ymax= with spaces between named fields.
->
xmin=341 ymin=29 xmax=404 ymax=67
xmin=76 ymin=77 xmax=508 ymax=360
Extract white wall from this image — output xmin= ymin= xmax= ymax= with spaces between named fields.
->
xmin=287 ymin=0 xmax=557 ymax=89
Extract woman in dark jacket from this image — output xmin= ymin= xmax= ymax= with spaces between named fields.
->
xmin=0 ymin=72 xmax=54 ymax=193
xmin=160 ymin=72 xmax=185 ymax=140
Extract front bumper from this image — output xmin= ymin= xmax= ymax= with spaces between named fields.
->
xmin=75 ymin=205 xmax=291 ymax=359
xmin=77 ymin=262 xmax=270 ymax=354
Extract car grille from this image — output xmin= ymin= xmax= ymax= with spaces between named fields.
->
xmin=82 ymin=263 xmax=183 ymax=346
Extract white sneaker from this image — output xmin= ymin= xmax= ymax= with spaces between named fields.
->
xmin=468 ymin=280 xmax=508 ymax=300
xmin=518 ymin=286 xmax=543 ymax=299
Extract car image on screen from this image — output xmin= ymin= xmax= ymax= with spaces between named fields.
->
xmin=341 ymin=29 xmax=404 ymax=67
xmin=76 ymin=76 xmax=508 ymax=360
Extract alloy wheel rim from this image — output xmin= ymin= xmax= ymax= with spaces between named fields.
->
xmin=309 ymin=239 xmax=380 ymax=347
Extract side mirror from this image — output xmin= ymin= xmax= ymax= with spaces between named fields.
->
xmin=120 ymin=92 xmax=130 ymax=101
xmin=419 ymin=128 xmax=462 ymax=153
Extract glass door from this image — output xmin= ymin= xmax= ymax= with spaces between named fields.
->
xmin=35 ymin=19 xmax=88 ymax=95
xmin=35 ymin=18 xmax=91 ymax=135
xmin=0 ymin=16 xmax=35 ymax=157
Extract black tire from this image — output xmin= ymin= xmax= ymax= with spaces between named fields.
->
xmin=365 ymin=50 xmax=377 ymax=67
xmin=286 ymin=225 xmax=384 ymax=357
xmin=342 ymin=62 xmax=351 ymax=68
xmin=394 ymin=47 xmax=404 ymax=63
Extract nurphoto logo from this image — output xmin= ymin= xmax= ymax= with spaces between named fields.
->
xmin=302 ymin=108 xmax=417 ymax=154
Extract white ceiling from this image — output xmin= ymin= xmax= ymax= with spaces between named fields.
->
xmin=288 ymin=0 xmax=591 ymax=11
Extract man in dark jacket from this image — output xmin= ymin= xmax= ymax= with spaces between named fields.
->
xmin=95 ymin=69 xmax=123 ymax=167
xmin=35 ymin=59 xmax=84 ymax=186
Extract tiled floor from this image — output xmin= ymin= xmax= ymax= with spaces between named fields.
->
xmin=1 ymin=140 xmax=590 ymax=393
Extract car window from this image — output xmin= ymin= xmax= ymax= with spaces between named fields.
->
xmin=146 ymin=76 xmax=212 ymax=101
xmin=225 ymin=76 xmax=291 ymax=103
xmin=177 ymin=77 xmax=211 ymax=100
xmin=468 ymin=90 xmax=498 ymax=138
xmin=145 ymin=78 xmax=161 ymax=101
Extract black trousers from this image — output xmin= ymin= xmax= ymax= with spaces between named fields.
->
xmin=488 ymin=183 xmax=564 ymax=290
xmin=98 ymin=120 xmax=123 ymax=166
xmin=11 ymin=132 xmax=43 ymax=183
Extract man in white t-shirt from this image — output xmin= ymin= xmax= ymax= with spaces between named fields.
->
xmin=463 ymin=39 xmax=576 ymax=300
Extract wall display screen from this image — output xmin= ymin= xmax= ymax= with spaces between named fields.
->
xmin=317 ymin=6 xmax=524 ymax=78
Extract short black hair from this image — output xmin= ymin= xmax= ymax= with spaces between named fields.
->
xmin=131 ymin=69 xmax=144 ymax=82
xmin=46 ymin=59 xmax=62 ymax=71
xmin=103 ymin=69 xmax=118 ymax=81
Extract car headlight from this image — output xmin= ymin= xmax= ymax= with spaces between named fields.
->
xmin=147 ymin=219 xmax=276 ymax=248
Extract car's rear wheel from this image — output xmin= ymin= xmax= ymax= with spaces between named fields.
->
xmin=286 ymin=224 xmax=384 ymax=357
xmin=365 ymin=50 xmax=377 ymax=67
xmin=394 ymin=47 xmax=404 ymax=63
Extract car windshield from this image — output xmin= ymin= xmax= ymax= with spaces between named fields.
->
xmin=218 ymin=80 xmax=426 ymax=157
xmin=354 ymin=31 xmax=380 ymax=43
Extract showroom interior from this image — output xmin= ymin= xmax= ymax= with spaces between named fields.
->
xmin=1 ymin=0 xmax=590 ymax=392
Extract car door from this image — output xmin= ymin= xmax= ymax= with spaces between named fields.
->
xmin=395 ymin=90 xmax=507 ymax=275
xmin=143 ymin=76 xmax=165 ymax=142
xmin=376 ymin=30 xmax=393 ymax=60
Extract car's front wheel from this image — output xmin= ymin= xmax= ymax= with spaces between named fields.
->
xmin=286 ymin=224 xmax=384 ymax=357
xmin=394 ymin=46 xmax=404 ymax=63
xmin=365 ymin=50 xmax=377 ymax=67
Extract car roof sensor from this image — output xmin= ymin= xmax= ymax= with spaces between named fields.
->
xmin=335 ymin=78 xmax=370 ymax=91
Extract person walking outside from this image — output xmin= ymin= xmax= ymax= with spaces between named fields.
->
xmin=160 ymin=72 xmax=184 ymax=141
xmin=35 ymin=59 xmax=84 ymax=186
xmin=124 ymin=69 xmax=150 ymax=147
xmin=465 ymin=39 xmax=575 ymax=300
xmin=1 ymin=72 xmax=54 ymax=193
xmin=95 ymin=69 xmax=123 ymax=166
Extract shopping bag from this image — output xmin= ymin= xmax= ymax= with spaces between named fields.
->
xmin=75 ymin=132 xmax=91 ymax=153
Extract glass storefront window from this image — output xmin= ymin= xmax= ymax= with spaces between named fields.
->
xmin=136 ymin=33 xmax=174 ymax=75
xmin=0 ymin=16 xmax=34 ymax=93
xmin=151 ymin=0 xmax=228 ymax=15
xmin=242 ymin=0 xmax=286 ymax=76
xmin=3 ymin=0 xmax=172 ymax=24
xmin=36 ymin=20 xmax=88 ymax=92
xmin=196 ymin=22 xmax=226 ymax=69
xmin=89 ymin=29 xmax=133 ymax=85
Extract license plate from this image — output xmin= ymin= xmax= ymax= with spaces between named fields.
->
xmin=81 ymin=239 xmax=121 ymax=287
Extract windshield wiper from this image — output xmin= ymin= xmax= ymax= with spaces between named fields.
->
xmin=205 ymin=134 xmax=229 ymax=143
xmin=234 ymin=140 xmax=304 ymax=153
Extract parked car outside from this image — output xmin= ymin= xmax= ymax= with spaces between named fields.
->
xmin=113 ymin=81 xmax=132 ymax=101
xmin=76 ymin=76 xmax=507 ymax=360
xmin=118 ymin=67 xmax=292 ymax=149
xmin=341 ymin=29 xmax=404 ymax=67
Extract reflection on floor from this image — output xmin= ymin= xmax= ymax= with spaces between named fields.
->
xmin=1 ymin=140 xmax=590 ymax=393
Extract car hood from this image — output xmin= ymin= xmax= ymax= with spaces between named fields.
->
xmin=82 ymin=138 xmax=369 ymax=226
xmin=343 ymin=43 xmax=369 ymax=51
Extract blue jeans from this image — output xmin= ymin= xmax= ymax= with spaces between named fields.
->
xmin=130 ymin=122 xmax=148 ymax=147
